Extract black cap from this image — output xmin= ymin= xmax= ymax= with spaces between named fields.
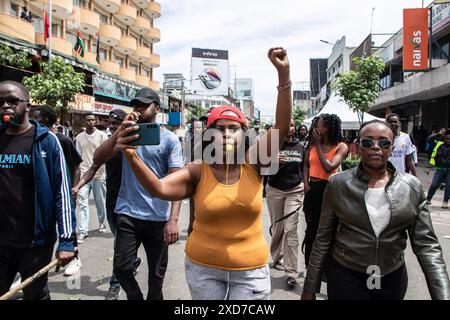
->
xmin=199 ymin=115 xmax=208 ymax=121
xmin=109 ymin=109 xmax=127 ymax=121
xmin=130 ymin=88 xmax=161 ymax=107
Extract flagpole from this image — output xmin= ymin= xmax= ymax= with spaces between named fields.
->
xmin=49 ymin=0 xmax=52 ymax=58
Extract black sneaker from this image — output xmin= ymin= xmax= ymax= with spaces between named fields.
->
xmin=106 ymin=286 xmax=120 ymax=300
xmin=287 ymin=276 xmax=297 ymax=288
xmin=133 ymin=257 xmax=143 ymax=276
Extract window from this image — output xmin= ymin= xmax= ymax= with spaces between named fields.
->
xmin=97 ymin=11 xmax=109 ymax=24
xmin=66 ymin=32 xmax=77 ymax=47
xmin=120 ymin=27 xmax=127 ymax=37
xmin=51 ymin=24 xmax=59 ymax=37
xmin=114 ymin=54 xmax=125 ymax=68
xmin=100 ymin=48 xmax=108 ymax=61
xmin=10 ymin=4 xmax=19 ymax=17
xmin=129 ymin=63 xmax=138 ymax=73
xmin=338 ymin=60 xmax=341 ymax=68
xmin=34 ymin=17 xmax=44 ymax=33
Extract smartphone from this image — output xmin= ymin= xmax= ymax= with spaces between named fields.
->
xmin=127 ymin=123 xmax=161 ymax=146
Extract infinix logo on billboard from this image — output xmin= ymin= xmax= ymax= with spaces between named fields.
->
xmin=403 ymin=8 xmax=429 ymax=72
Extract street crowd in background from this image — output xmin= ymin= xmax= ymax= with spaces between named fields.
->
xmin=0 ymin=48 xmax=450 ymax=301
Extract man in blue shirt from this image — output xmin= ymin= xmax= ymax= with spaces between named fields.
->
xmin=91 ymin=88 xmax=183 ymax=300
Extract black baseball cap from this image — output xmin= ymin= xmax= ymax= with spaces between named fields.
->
xmin=109 ymin=109 xmax=127 ymax=121
xmin=130 ymin=88 xmax=161 ymax=107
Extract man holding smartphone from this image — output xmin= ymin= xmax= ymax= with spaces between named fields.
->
xmin=89 ymin=88 xmax=183 ymax=300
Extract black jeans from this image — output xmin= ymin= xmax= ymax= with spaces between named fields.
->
xmin=113 ymin=214 xmax=168 ymax=300
xmin=0 ymin=244 xmax=53 ymax=300
xmin=302 ymin=180 xmax=328 ymax=268
xmin=327 ymin=258 xmax=408 ymax=300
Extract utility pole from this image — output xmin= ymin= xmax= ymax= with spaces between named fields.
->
xmin=49 ymin=0 xmax=52 ymax=58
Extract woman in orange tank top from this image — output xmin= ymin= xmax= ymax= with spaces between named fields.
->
xmin=303 ymin=114 xmax=348 ymax=269
xmin=116 ymin=48 xmax=293 ymax=300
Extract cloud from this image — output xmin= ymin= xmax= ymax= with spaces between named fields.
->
xmin=154 ymin=0 xmax=427 ymax=117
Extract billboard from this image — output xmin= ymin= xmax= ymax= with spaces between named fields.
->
xmin=350 ymin=35 xmax=373 ymax=70
xmin=403 ymin=8 xmax=429 ymax=72
xmin=236 ymin=78 xmax=253 ymax=100
xmin=191 ymin=48 xmax=229 ymax=96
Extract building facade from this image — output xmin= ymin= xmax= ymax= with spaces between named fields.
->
xmin=0 ymin=0 xmax=162 ymax=131
xmin=370 ymin=3 xmax=450 ymax=136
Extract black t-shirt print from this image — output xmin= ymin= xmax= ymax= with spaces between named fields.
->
xmin=268 ymin=138 xmax=305 ymax=191
xmin=0 ymin=126 xmax=36 ymax=248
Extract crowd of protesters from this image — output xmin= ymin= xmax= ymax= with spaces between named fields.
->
xmin=1 ymin=47 xmax=450 ymax=301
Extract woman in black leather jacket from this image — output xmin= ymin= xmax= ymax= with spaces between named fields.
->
xmin=301 ymin=120 xmax=450 ymax=300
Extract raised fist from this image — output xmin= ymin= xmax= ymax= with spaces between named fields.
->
xmin=268 ymin=47 xmax=290 ymax=73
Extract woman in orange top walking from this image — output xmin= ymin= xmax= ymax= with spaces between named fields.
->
xmin=115 ymin=48 xmax=292 ymax=300
xmin=302 ymin=114 xmax=348 ymax=269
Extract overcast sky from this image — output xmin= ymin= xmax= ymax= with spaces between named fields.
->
xmin=154 ymin=0 xmax=432 ymax=117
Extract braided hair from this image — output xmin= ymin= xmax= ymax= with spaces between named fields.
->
xmin=306 ymin=113 xmax=343 ymax=148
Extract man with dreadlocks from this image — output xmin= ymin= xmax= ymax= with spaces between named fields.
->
xmin=302 ymin=114 xmax=348 ymax=272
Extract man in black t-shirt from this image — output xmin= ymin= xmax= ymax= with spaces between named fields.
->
xmin=0 ymin=81 xmax=76 ymax=300
xmin=31 ymin=105 xmax=82 ymax=186
xmin=266 ymin=119 xmax=305 ymax=288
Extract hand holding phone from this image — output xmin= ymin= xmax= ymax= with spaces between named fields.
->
xmin=126 ymin=123 xmax=161 ymax=146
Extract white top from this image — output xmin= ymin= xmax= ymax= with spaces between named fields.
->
xmin=76 ymin=129 xmax=108 ymax=179
xmin=364 ymin=187 xmax=391 ymax=237
xmin=389 ymin=132 xmax=415 ymax=173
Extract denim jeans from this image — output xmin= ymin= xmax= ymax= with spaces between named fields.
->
xmin=77 ymin=179 xmax=107 ymax=234
xmin=184 ymin=258 xmax=271 ymax=300
xmin=427 ymin=169 xmax=450 ymax=202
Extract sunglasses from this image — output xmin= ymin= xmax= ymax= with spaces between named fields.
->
xmin=0 ymin=98 xmax=28 ymax=107
xmin=360 ymin=138 xmax=392 ymax=150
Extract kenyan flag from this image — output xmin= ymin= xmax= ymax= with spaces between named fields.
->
xmin=74 ymin=29 xmax=85 ymax=57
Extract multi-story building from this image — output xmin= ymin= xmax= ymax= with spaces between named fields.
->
xmin=0 ymin=0 xmax=161 ymax=130
xmin=369 ymin=3 xmax=450 ymax=136
xmin=308 ymin=37 xmax=355 ymax=116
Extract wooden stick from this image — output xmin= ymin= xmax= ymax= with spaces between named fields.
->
xmin=0 ymin=259 xmax=59 ymax=301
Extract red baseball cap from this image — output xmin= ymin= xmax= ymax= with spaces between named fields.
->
xmin=207 ymin=106 xmax=248 ymax=128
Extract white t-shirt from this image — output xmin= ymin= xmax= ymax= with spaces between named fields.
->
xmin=365 ymin=187 xmax=391 ymax=237
xmin=76 ymin=129 xmax=108 ymax=179
xmin=389 ymin=132 xmax=415 ymax=173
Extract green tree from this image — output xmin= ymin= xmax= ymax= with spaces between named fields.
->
xmin=0 ymin=44 xmax=32 ymax=69
xmin=23 ymin=56 xmax=85 ymax=118
xmin=185 ymin=104 xmax=207 ymax=123
xmin=293 ymin=106 xmax=307 ymax=127
xmin=334 ymin=56 xmax=385 ymax=126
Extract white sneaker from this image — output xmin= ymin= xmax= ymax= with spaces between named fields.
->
xmin=99 ymin=223 xmax=107 ymax=233
xmin=10 ymin=273 xmax=21 ymax=290
xmin=442 ymin=202 xmax=448 ymax=209
xmin=64 ymin=258 xmax=82 ymax=277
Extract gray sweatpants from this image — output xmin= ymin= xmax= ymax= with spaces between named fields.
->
xmin=184 ymin=258 xmax=271 ymax=300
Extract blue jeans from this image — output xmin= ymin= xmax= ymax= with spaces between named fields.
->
xmin=427 ymin=169 xmax=450 ymax=202
xmin=77 ymin=179 xmax=107 ymax=234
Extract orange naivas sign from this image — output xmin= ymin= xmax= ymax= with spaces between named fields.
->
xmin=403 ymin=8 xmax=429 ymax=71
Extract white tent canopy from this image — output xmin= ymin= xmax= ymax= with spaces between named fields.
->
xmin=304 ymin=93 xmax=383 ymax=130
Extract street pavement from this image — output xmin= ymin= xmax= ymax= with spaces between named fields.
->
xmin=46 ymin=165 xmax=450 ymax=300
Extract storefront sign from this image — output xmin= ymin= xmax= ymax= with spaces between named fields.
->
xmin=94 ymin=102 xmax=114 ymax=115
xmin=93 ymin=75 xmax=138 ymax=102
xmin=403 ymin=8 xmax=429 ymax=72
xmin=68 ymin=93 xmax=95 ymax=112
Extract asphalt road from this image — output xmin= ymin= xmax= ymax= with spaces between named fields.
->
xmin=45 ymin=165 xmax=450 ymax=300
